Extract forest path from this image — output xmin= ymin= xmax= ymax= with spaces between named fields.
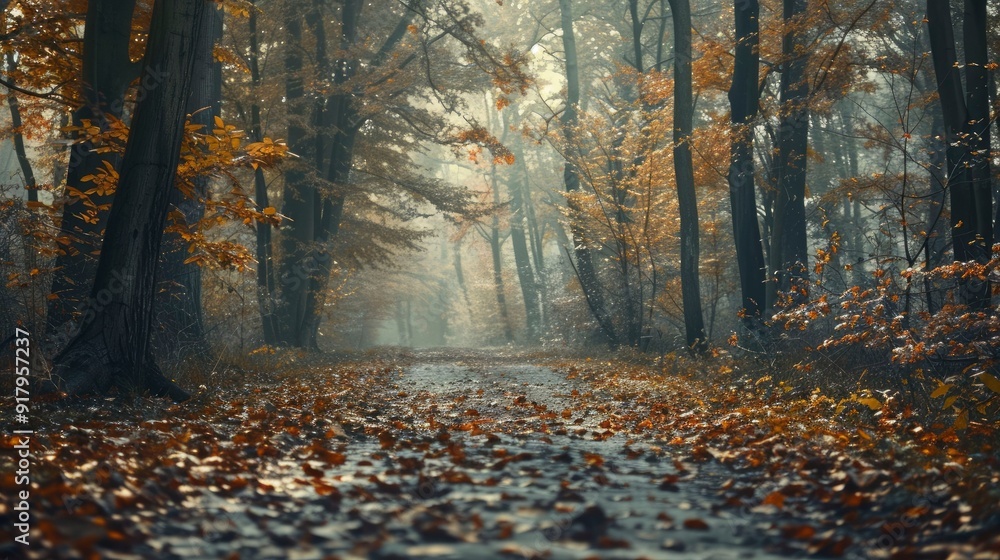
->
xmin=11 ymin=348 xmax=991 ymax=559
xmin=375 ymin=348 xmax=790 ymax=560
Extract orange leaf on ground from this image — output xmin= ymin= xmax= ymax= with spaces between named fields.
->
xmin=761 ymin=491 xmax=786 ymax=509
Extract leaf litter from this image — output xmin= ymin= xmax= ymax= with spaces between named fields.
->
xmin=0 ymin=348 xmax=997 ymax=559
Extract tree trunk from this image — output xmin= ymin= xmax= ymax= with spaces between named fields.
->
xmin=4 ymin=55 xmax=36 ymax=202
xmin=51 ymin=112 xmax=70 ymax=190
xmin=993 ymin=60 xmax=1000 ymax=241
xmin=276 ymin=11 xmax=315 ymax=346
xmin=960 ymin=0 xmax=992 ymax=270
xmin=452 ymin=240 xmax=472 ymax=315
xmin=249 ymin=0 xmax=279 ymax=344
xmin=766 ymin=0 xmax=810 ymax=311
xmin=490 ymin=172 xmax=514 ymax=343
xmin=154 ymin=1 xmax=222 ymax=356
xmin=301 ymin=0 xmax=362 ymax=349
xmin=666 ymin=0 xmax=705 ymax=352
xmin=46 ymin=0 xmax=139 ymax=344
xmin=727 ymin=0 xmax=767 ymax=325
xmin=50 ymin=0 xmax=208 ymax=401
xmin=514 ymin=137 xmax=548 ymax=333
xmin=508 ymin=152 xmax=542 ymax=344
xmin=834 ymin=103 xmax=866 ymax=288
xmin=926 ymin=0 xmax=992 ymax=308
xmin=522 ymin=165 xmax=548 ymax=330
xmin=559 ymin=0 xmax=617 ymax=346
xmin=924 ymin=109 xmax=947 ymax=314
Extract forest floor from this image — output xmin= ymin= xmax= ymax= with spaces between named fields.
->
xmin=1 ymin=347 xmax=999 ymax=559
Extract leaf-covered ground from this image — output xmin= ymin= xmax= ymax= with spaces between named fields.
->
xmin=2 ymin=348 xmax=998 ymax=559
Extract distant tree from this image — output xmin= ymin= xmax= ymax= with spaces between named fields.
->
xmin=558 ymin=0 xmax=617 ymax=346
xmin=499 ymin=109 xmax=542 ymax=343
xmin=246 ymin=0 xmax=279 ymax=343
xmin=241 ymin=0 xmax=528 ymax=349
xmin=487 ymin=168 xmax=515 ymax=344
xmin=3 ymin=53 xmax=37 ymax=203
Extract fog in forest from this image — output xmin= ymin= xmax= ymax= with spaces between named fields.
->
xmin=2 ymin=0 xmax=996 ymax=363
xmin=1 ymin=1 xmax=999 ymax=558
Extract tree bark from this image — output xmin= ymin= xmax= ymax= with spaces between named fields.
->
xmin=490 ymin=170 xmax=514 ymax=343
xmin=301 ymin=0 xmax=362 ymax=349
xmin=50 ymin=0 xmax=208 ymax=401
xmin=154 ymin=1 xmax=222 ymax=356
xmin=924 ymin=109 xmax=947 ymax=313
xmin=926 ymin=0 xmax=992 ymax=308
xmin=668 ymin=0 xmax=706 ymax=352
xmin=509 ymin=161 xmax=542 ymax=343
xmin=249 ymin=0 xmax=279 ymax=344
xmin=46 ymin=0 xmax=138 ymax=344
xmin=727 ymin=0 xmax=767 ymax=325
xmin=517 ymin=145 xmax=548 ymax=330
xmin=276 ymin=10 xmax=315 ymax=346
xmin=766 ymin=0 xmax=810 ymax=311
xmin=4 ymin=55 xmax=36 ymax=202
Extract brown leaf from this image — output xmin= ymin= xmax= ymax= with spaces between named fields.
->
xmin=761 ymin=490 xmax=786 ymax=509
xmin=378 ymin=430 xmax=397 ymax=450
xmin=683 ymin=518 xmax=710 ymax=531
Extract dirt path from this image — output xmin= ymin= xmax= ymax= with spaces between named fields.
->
xmin=14 ymin=348 xmax=991 ymax=559
xmin=121 ymin=349 xmax=796 ymax=560
xmin=384 ymin=351 xmax=790 ymax=559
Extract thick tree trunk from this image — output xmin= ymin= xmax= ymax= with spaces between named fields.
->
xmin=559 ymin=0 xmax=617 ymax=346
xmin=50 ymin=0 xmax=207 ymax=401
xmin=276 ymin=11 xmax=315 ymax=346
xmin=960 ymin=0 xmax=992 ymax=266
xmin=727 ymin=0 xmax=767 ymax=324
xmin=668 ymin=0 xmax=706 ymax=352
xmin=300 ymin=0 xmax=334 ymax=350
xmin=926 ymin=0 xmax=992 ymax=308
xmin=154 ymin=1 xmax=222 ymax=356
xmin=46 ymin=0 xmax=138 ymax=344
xmin=993 ymin=62 xmax=1000 ymax=240
xmin=766 ymin=0 xmax=810 ymax=311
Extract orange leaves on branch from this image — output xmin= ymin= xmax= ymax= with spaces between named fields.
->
xmin=60 ymin=112 xmax=286 ymax=275
xmin=453 ymin=126 xmax=514 ymax=165
xmin=776 ymin=244 xmax=1000 ymax=428
xmin=213 ymin=44 xmax=250 ymax=73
